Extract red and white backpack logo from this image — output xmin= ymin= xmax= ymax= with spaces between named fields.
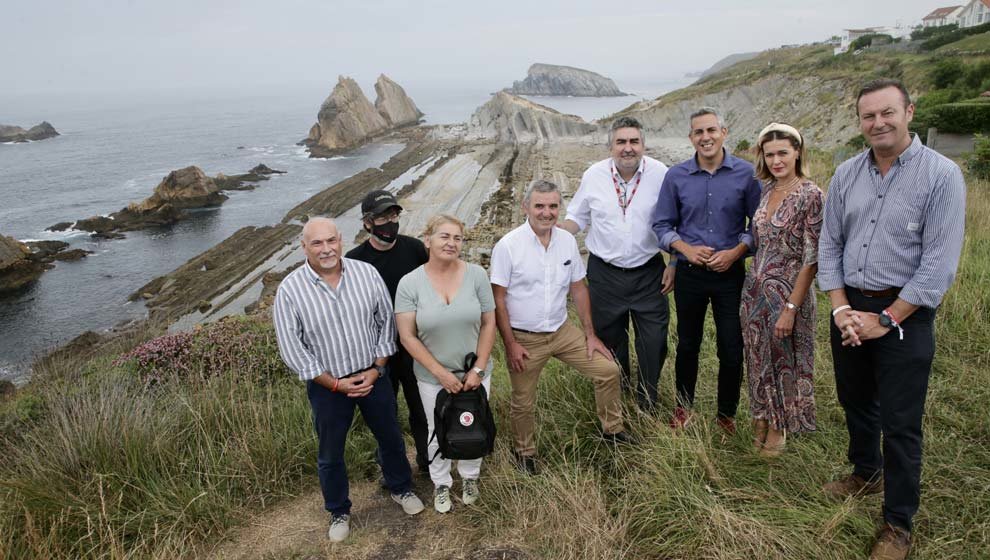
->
xmin=459 ymin=411 xmax=475 ymax=427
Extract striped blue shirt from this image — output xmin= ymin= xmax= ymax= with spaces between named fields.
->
xmin=818 ymin=134 xmax=966 ymax=308
xmin=273 ymin=257 xmax=397 ymax=381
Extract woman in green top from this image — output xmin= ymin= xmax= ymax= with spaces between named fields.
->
xmin=395 ymin=214 xmax=496 ymax=514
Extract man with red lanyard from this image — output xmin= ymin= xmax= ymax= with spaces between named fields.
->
xmin=562 ymin=116 xmax=674 ymax=412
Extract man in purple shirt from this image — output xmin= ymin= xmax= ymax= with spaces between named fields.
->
xmin=652 ymin=107 xmax=761 ymax=433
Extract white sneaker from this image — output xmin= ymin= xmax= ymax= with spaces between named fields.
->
xmin=434 ymin=485 xmax=452 ymax=513
xmin=462 ymin=478 xmax=480 ymax=506
xmin=391 ymin=490 xmax=425 ymax=515
xmin=328 ymin=513 xmax=350 ymax=542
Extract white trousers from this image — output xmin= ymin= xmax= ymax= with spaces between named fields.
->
xmin=417 ymin=377 xmax=491 ymax=488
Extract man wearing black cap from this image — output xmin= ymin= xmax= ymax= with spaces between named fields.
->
xmin=346 ymin=190 xmax=430 ymax=474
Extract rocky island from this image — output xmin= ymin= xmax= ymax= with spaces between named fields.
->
xmin=302 ymin=74 xmax=423 ymax=158
xmin=505 ymin=63 xmax=628 ymax=97
xmin=49 ymin=163 xmax=285 ymax=239
xmin=0 ymin=121 xmax=59 ymax=143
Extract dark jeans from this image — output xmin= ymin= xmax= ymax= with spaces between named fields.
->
xmin=307 ymin=373 xmax=413 ymax=516
xmin=831 ymin=288 xmax=936 ymax=531
xmin=384 ymin=345 xmax=430 ymax=470
xmin=673 ymin=260 xmax=745 ymax=418
xmin=587 ymin=253 xmax=670 ymax=411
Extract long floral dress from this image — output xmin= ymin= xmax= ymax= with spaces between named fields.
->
xmin=740 ymin=179 xmax=823 ymax=433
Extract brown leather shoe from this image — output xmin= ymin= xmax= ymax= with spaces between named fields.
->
xmin=823 ymin=473 xmax=883 ymax=500
xmin=869 ymin=524 xmax=911 ymax=560
xmin=669 ymin=406 xmax=692 ymax=429
xmin=715 ymin=416 xmax=737 ymax=435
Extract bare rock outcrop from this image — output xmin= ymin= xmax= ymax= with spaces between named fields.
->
xmin=0 ymin=236 xmax=39 ymax=294
xmin=51 ymin=164 xmax=284 ymax=238
xmin=0 ymin=236 xmax=90 ymax=294
xmin=374 ymin=74 xmax=423 ymax=127
xmin=505 ymin=63 xmax=627 ymax=97
xmin=305 ymin=77 xmax=389 ymax=156
xmin=303 ymin=75 xmax=425 ymax=157
xmin=611 ymin=74 xmax=860 ymax=148
xmin=468 ymin=92 xmax=598 ymax=144
xmin=0 ymin=121 xmax=60 ymax=143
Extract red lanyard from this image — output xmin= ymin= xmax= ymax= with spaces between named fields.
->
xmin=611 ymin=161 xmax=642 ymax=217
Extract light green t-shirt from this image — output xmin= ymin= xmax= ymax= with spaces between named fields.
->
xmin=394 ymin=263 xmax=495 ymax=384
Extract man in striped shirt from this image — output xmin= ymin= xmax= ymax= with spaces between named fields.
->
xmin=273 ymin=217 xmax=425 ymax=543
xmin=818 ymin=79 xmax=966 ymax=560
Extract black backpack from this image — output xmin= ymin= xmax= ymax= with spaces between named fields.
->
xmin=428 ymin=353 xmax=497 ymax=462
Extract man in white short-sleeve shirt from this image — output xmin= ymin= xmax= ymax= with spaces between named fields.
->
xmin=491 ymin=180 xmax=631 ymax=474
xmin=561 ymin=116 xmax=674 ymax=412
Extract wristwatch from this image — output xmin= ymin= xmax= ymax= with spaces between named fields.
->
xmin=469 ymin=366 xmax=484 ymax=376
xmin=784 ymin=302 xmax=797 ymax=311
xmin=371 ymin=364 xmax=385 ymax=375
xmin=878 ymin=310 xmax=899 ymax=329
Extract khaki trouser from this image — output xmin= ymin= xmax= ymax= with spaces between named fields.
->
xmin=510 ymin=321 xmax=624 ymax=457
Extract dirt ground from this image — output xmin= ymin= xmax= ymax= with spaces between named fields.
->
xmin=204 ymin=474 xmax=531 ymax=560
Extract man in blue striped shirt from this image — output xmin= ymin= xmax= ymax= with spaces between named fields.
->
xmin=818 ymin=79 xmax=966 ymax=560
xmin=273 ymin=217 xmax=425 ymax=543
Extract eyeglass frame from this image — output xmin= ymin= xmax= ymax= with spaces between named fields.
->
xmin=364 ymin=209 xmax=402 ymax=226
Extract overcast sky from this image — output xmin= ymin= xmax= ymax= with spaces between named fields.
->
xmin=2 ymin=0 xmax=949 ymax=97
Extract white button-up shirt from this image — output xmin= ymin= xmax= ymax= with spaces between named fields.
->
xmin=490 ymin=223 xmax=585 ymax=333
xmin=566 ymin=155 xmax=668 ymax=268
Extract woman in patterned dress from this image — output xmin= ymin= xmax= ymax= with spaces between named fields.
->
xmin=740 ymin=123 xmax=823 ymax=457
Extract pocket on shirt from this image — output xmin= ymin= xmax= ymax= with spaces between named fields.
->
xmin=888 ymin=192 xmax=926 ymax=239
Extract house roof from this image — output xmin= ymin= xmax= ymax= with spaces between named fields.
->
xmin=922 ymin=6 xmax=962 ymax=20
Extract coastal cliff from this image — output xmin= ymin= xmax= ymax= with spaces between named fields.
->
xmin=613 ymin=73 xmax=860 ymax=148
xmin=468 ymin=91 xmax=598 ymax=144
xmin=0 ymin=121 xmax=59 ymax=143
xmin=506 ymin=63 xmax=627 ymax=97
xmin=304 ymin=75 xmax=423 ymax=157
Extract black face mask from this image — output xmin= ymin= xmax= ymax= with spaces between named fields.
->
xmin=370 ymin=221 xmax=399 ymax=244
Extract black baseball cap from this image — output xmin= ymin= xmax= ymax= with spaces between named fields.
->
xmin=361 ymin=190 xmax=402 ymax=216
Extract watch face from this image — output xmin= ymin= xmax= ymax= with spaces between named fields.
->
xmin=879 ymin=313 xmax=892 ymax=328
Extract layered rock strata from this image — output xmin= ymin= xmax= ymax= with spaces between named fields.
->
xmin=506 ymin=63 xmax=627 ymax=97
xmin=610 ymin=74 xmax=859 ymax=148
xmin=468 ymin=92 xmax=598 ymax=144
xmin=303 ymin=74 xmax=423 ymax=157
xmin=0 ymin=122 xmax=59 ymax=143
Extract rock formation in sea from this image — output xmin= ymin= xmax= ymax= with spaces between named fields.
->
xmin=0 ymin=121 xmax=60 ymax=143
xmin=0 ymin=236 xmax=91 ymax=294
xmin=468 ymin=91 xmax=598 ymax=144
xmin=374 ymin=74 xmax=424 ymax=127
xmin=51 ymin=163 xmax=285 ymax=238
xmin=303 ymin=74 xmax=424 ymax=157
xmin=505 ymin=63 xmax=627 ymax=97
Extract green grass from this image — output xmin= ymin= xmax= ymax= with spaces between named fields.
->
xmin=1 ymin=167 xmax=988 ymax=558
xmin=937 ymin=31 xmax=990 ymax=53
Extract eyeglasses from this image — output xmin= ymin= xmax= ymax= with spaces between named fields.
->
xmin=371 ymin=211 xmax=401 ymax=226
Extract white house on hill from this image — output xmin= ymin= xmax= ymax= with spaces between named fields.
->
xmin=922 ymin=6 xmax=964 ymax=27
xmin=834 ymin=25 xmax=914 ymax=54
xmin=959 ymin=0 xmax=990 ymax=27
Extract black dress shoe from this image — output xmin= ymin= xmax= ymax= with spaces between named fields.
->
xmin=602 ymin=430 xmax=636 ymax=445
xmin=512 ymin=451 xmax=539 ymax=475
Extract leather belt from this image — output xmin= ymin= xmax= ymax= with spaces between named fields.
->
xmin=592 ymin=252 xmax=662 ymax=272
xmin=512 ymin=327 xmax=550 ymax=335
xmin=852 ymin=287 xmax=902 ymax=298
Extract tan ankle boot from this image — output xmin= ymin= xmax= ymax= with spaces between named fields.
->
xmin=759 ymin=428 xmax=786 ymax=458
